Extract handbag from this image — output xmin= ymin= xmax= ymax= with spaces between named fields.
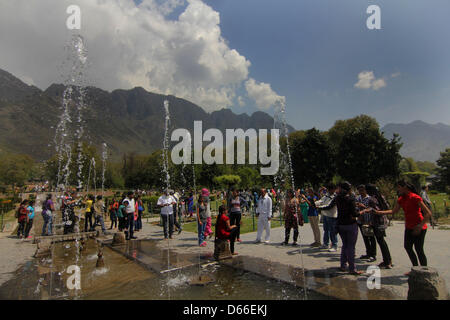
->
xmin=361 ymin=224 xmax=374 ymax=237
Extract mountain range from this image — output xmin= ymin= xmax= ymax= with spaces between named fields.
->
xmin=1 ymin=68 xmax=448 ymax=163
xmin=382 ymin=121 xmax=450 ymax=162
xmin=0 ymin=68 xmax=292 ymax=161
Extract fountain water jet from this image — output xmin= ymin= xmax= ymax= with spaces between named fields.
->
xmin=101 ymin=143 xmax=108 ymax=196
xmin=273 ymin=99 xmax=308 ymax=300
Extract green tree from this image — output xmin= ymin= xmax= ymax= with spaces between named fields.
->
xmin=290 ymin=128 xmax=336 ymax=188
xmin=213 ymin=175 xmax=241 ymax=190
xmin=436 ymin=148 xmax=450 ymax=192
xmin=0 ymin=153 xmax=35 ymax=188
xmin=335 ymin=117 xmax=402 ymax=185
xmin=416 ymin=161 xmax=437 ymax=175
xmin=237 ymin=166 xmax=261 ymax=190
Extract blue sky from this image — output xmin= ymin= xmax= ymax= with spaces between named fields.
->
xmin=201 ymin=0 xmax=450 ymax=130
xmin=2 ymin=0 xmax=449 ymax=131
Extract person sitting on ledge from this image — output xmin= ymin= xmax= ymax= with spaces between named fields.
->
xmin=215 ymin=205 xmax=239 ymax=255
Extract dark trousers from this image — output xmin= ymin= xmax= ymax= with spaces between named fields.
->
xmin=24 ymin=219 xmax=33 ymax=238
xmin=118 ymin=216 xmax=126 ymax=231
xmin=174 ymin=210 xmax=182 ymax=230
xmin=285 ymin=227 xmax=299 ymax=243
xmin=85 ymin=212 xmax=93 ymax=231
xmin=126 ymin=213 xmax=134 ymax=239
xmin=161 ymin=214 xmax=174 ymax=238
xmin=110 ymin=212 xmax=117 ymax=229
xmin=17 ymin=220 xmax=26 ymax=237
xmin=404 ymin=228 xmax=427 ymax=266
xmin=359 ymin=224 xmax=377 ymax=258
xmin=337 ymin=223 xmax=359 ymax=272
xmin=229 ymin=228 xmax=239 ymax=254
xmin=374 ymin=228 xmax=392 ymax=265
xmin=230 ymin=213 xmax=242 ymax=239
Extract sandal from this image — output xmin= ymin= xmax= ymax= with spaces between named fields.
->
xmin=349 ymin=270 xmax=363 ymax=275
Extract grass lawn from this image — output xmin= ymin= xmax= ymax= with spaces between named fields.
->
xmin=179 ymin=214 xmax=283 ymax=234
xmin=429 ymin=193 xmax=449 ymax=213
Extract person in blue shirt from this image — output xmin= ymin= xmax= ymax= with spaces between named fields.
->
xmin=25 ymin=200 xmax=35 ymax=239
xmin=304 ymin=188 xmax=321 ymax=247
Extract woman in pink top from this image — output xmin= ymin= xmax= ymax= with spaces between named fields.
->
xmin=374 ymin=180 xmax=432 ymax=269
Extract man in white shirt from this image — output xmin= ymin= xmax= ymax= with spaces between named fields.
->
xmin=255 ymin=188 xmax=272 ymax=243
xmin=157 ymin=190 xmax=176 ymax=239
xmin=315 ymin=184 xmax=338 ymax=251
xmin=123 ymin=192 xmax=136 ymax=240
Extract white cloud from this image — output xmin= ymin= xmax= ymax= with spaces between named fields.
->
xmin=237 ymin=96 xmax=245 ymax=107
xmin=391 ymin=72 xmax=401 ymax=78
xmin=0 ymin=0 xmax=256 ymax=112
xmin=354 ymin=71 xmax=386 ymax=91
xmin=245 ymin=78 xmax=285 ymax=110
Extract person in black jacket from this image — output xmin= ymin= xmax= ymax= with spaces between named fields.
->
xmin=318 ymin=182 xmax=362 ymax=275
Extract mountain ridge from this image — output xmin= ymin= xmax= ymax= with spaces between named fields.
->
xmin=382 ymin=121 xmax=450 ymax=162
xmin=0 ymin=68 xmax=294 ymax=161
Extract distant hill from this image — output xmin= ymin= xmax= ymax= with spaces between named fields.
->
xmin=0 ymin=68 xmax=294 ymax=161
xmin=382 ymin=121 xmax=450 ymax=162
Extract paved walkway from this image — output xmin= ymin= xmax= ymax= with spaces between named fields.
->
xmin=132 ymin=217 xmax=450 ymax=299
xmin=1 ymin=204 xmax=449 ymax=299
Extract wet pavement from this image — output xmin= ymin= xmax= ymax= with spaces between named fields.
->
xmin=1 ymin=199 xmax=449 ymax=299
xmin=123 ymin=216 xmax=450 ymax=300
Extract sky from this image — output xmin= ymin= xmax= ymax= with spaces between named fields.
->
xmin=1 ymin=0 xmax=449 ymax=130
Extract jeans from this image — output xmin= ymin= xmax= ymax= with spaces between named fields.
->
xmin=198 ymin=220 xmax=207 ymax=245
xmin=359 ymin=224 xmax=377 ymax=258
xmin=230 ymin=213 xmax=242 ymax=239
xmin=337 ymin=223 xmax=359 ymax=272
xmin=95 ymin=215 xmax=106 ymax=233
xmin=323 ymin=216 xmax=338 ymax=247
xmin=135 ymin=211 xmax=142 ymax=230
xmin=42 ymin=213 xmax=53 ymax=236
xmin=161 ymin=214 xmax=174 ymax=239
xmin=404 ymin=228 xmax=427 ymax=266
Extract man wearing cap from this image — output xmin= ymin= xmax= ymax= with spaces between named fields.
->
xmin=255 ymin=188 xmax=272 ymax=243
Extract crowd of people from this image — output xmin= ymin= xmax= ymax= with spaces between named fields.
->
xmin=16 ymin=178 xmax=433 ymax=275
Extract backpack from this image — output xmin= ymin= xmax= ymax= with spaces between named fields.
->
xmin=374 ymin=195 xmax=390 ymax=230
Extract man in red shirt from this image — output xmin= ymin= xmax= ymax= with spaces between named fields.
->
xmin=375 ymin=180 xmax=432 ymax=271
